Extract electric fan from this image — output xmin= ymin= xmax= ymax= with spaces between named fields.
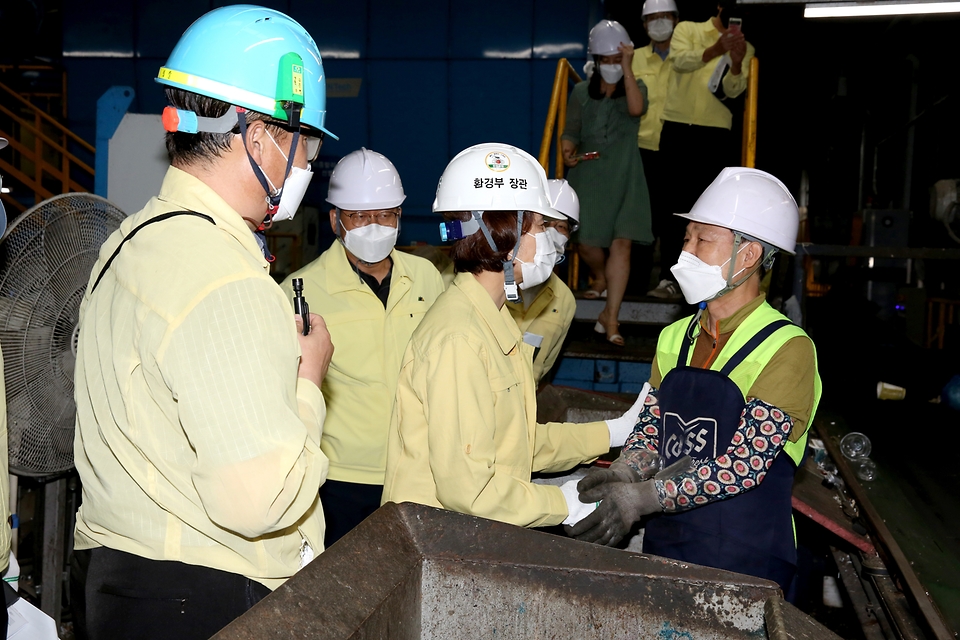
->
xmin=0 ymin=193 xmax=126 ymax=476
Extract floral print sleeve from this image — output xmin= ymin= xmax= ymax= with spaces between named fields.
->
xmin=620 ymin=388 xmax=663 ymax=479
xmin=654 ymin=397 xmax=793 ymax=512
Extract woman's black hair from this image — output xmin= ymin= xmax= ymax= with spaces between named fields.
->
xmin=587 ymin=56 xmax=627 ymax=100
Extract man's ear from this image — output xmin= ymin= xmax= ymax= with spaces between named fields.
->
xmin=243 ymin=120 xmax=268 ymax=166
xmin=329 ymin=208 xmax=338 ymax=235
xmin=743 ymin=241 xmax=764 ymax=270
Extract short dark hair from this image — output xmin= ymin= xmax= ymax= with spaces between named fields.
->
xmin=164 ymin=87 xmax=283 ymax=165
xmin=448 ymin=211 xmax=534 ymax=275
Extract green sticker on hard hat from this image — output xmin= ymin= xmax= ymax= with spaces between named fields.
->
xmin=277 ymin=52 xmax=305 ymax=106
xmin=486 ymin=152 xmax=510 ymax=172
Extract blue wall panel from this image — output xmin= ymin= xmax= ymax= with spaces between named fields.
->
xmin=448 ymin=60 xmax=532 ymax=156
xmin=449 ymin=0 xmax=534 ymax=60
xmin=136 ymin=0 xmax=203 ymax=59
xmin=294 ymin=0 xmax=368 ymax=60
xmin=368 ymin=0 xmax=449 ymax=60
xmin=63 ymin=1 xmax=134 ymax=57
xmin=65 ymin=0 xmax=606 ymax=245
xmin=368 ymin=60 xmax=448 ymax=216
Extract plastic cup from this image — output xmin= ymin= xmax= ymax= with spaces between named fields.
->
xmin=877 ymin=381 xmax=906 ymax=400
xmin=840 ymin=432 xmax=872 ymax=460
xmin=856 ymin=459 xmax=878 ymax=482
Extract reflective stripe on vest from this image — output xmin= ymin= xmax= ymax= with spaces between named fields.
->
xmin=655 ymin=300 xmax=822 ymax=466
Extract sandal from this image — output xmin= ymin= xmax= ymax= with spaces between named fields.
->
xmin=583 ymin=289 xmax=607 ymax=300
xmin=593 ymin=318 xmax=625 ymax=347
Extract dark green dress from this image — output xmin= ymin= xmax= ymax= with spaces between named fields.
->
xmin=562 ymin=79 xmax=654 ymax=248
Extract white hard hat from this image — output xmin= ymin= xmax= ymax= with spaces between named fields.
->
xmin=642 ymin=0 xmax=678 ymax=16
xmin=587 ymin=20 xmax=633 ymax=57
xmin=0 ymin=138 xmax=7 ymax=150
xmin=326 ymin=147 xmax=406 ymax=210
xmin=547 ymin=179 xmax=580 ymax=224
xmin=433 ymin=143 xmax=563 ymax=220
xmin=676 ymin=167 xmax=799 ymax=254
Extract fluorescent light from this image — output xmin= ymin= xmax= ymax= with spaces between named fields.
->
xmin=1 ymin=188 xmax=9 ymax=194
xmin=805 ymin=1 xmax=960 ymax=17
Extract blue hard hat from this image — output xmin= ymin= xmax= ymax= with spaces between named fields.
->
xmin=156 ymin=5 xmax=336 ymax=138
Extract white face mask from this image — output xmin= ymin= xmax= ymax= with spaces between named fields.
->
xmin=669 ymin=248 xmax=746 ymax=305
xmin=516 ymin=232 xmax=557 ymax=290
xmin=646 ymin=18 xmax=674 ymax=42
xmin=264 ymin=132 xmax=314 ymax=222
xmin=599 ymin=64 xmax=624 ymax=84
xmin=341 ymin=221 xmax=398 ymax=264
xmin=545 ymin=227 xmax=569 ymax=255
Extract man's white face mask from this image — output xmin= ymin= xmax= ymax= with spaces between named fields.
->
xmin=264 ymin=132 xmax=314 ymax=222
xmin=516 ymin=231 xmax=558 ymax=290
xmin=340 ymin=219 xmax=398 ymax=264
xmin=646 ymin=18 xmax=675 ymax=42
xmin=669 ymin=245 xmax=748 ymax=305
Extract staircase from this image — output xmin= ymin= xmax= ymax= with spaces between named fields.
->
xmin=0 ymin=65 xmax=95 ymax=216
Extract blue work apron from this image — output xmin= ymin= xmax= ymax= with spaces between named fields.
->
xmin=643 ymin=317 xmax=799 ymax=591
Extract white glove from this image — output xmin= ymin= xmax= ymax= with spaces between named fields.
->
xmin=560 ymin=479 xmax=598 ymax=526
xmin=605 ymin=382 xmax=651 ymax=448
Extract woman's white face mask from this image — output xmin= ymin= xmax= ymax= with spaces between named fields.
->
xmin=264 ymin=132 xmax=313 ymax=222
xmin=669 ymin=245 xmax=748 ymax=305
xmin=598 ymin=64 xmax=624 ymax=84
xmin=340 ymin=219 xmax=398 ymax=264
xmin=515 ymin=231 xmax=557 ymax=290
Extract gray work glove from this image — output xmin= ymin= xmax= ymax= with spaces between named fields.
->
xmin=565 ymin=456 xmax=694 ymax=547
xmin=576 ymin=460 xmax=642 ymax=495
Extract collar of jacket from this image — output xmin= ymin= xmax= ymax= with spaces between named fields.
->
xmin=324 ymin=241 xmax=406 ymax=296
xmin=700 ymin=293 xmax=766 ymax=337
xmin=452 ymin=271 xmax=523 ymax=356
xmin=157 ymin=166 xmax=269 ymax=271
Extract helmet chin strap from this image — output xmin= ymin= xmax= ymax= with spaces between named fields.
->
xmin=470 ymin=210 xmax=523 ymax=303
xmin=235 ymin=107 xmax=300 ymax=216
xmin=710 ymin=232 xmax=774 ymax=301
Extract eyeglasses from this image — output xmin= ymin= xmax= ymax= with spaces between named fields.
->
xmin=342 ymin=209 xmax=400 ymax=224
xmin=547 ymin=219 xmax=578 ymax=234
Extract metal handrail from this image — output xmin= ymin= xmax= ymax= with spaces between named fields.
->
xmin=538 ymin=58 xmax=583 ymax=288
xmin=538 ymin=58 xmax=582 ymax=179
xmin=0 ymin=79 xmax=95 ymax=214
xmin=741 ymin=57 xmax=760 ymax=168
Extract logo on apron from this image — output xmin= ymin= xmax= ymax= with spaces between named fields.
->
xmin=663 ymin=412 xmax=718 ymax=460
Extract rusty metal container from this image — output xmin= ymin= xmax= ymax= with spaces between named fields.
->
xmin=215 ymin=502 xmax=840 ymax=639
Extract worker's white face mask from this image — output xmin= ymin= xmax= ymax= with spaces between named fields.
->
xmin=599 ymin=64 xmax=624 ymax=84
xmin=646 ymin=18 xmax=675 ymax=42
xmin=516 ymin=232 xmax=557 ymax=290
xmin=545 ymin=227 xmax=569 ymax=255
xmin=341 ymin=221 xmax=398 ymax=264
xmin=264 ymin=132 xmax=314 ymax=222
xmin=669 ymin=247 xmax=747 ymax=305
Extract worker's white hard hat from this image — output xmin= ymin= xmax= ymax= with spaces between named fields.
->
xmin=0 ymin=138 xmax=7 ymax=150
xmin=676 ymin=167 xmax=799 ymax=254
xmin=587 ymin=20 xmax=633 ymax=57
xmin=642 ymin=0 xmax=679 ymax=16
xmin=547 ymin=179 xmax=580 ymax=225
xmin=326 ymin=147 xmax=406 ymax=210
xmin=433 ymin=143 xmax=563 ymax=220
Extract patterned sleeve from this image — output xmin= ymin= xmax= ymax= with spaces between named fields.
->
xmin=620 ymin=387 xmax=662 ymax=479
xmin=655 ymin=398 xmax=794 ymax=513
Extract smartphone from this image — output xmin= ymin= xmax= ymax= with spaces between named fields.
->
xmin=576 ymin=151 xmax=600 ymax=162
xmin=728 ymin=17 xmax=742 ymax=35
